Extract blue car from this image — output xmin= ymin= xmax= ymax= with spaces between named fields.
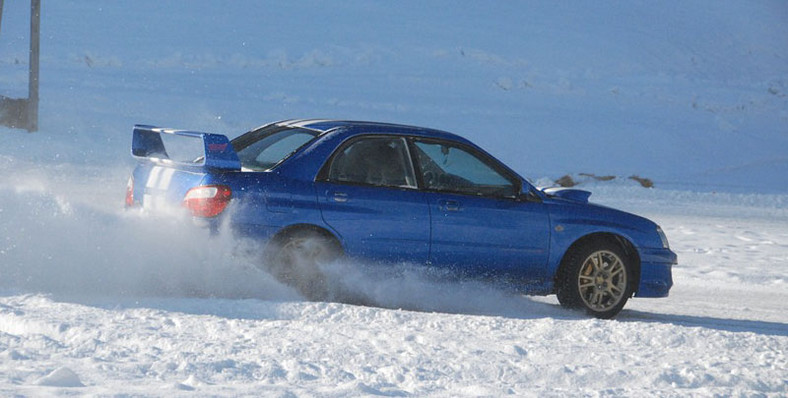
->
xmin=126 ymin=119 xmax=676 ymax=318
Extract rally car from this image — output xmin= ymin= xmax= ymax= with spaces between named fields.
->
xmin=126 ymin=119 xmax=676 ymax=318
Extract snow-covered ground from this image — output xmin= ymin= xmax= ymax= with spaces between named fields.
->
xmin=1 ymin=1 xmax=786 ymax=396
xmin=0 ymin=180 xmax=786 ymax=396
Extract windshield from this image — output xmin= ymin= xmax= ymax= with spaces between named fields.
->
xmin=233 ymin=126 xmax=318 ymax=171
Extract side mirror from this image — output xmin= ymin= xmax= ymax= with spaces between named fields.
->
xmin=518 ymin=187 xmax=542 ymax=203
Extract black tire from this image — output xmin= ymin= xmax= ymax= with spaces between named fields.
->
xmin=556 ymin=239 xmax=634 ymax=319
xmin=264 ymin=228 xmax=341 ymax=301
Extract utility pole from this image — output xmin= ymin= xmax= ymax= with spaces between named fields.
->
xmin=0 ymin=0 xmax=40 ymax=132
xmin=0 ymin=0 xmax=5 ymax=35
xmin=28 ymin=0 xmax=40 ymax=131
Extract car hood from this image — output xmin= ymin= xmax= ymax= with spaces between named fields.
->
xmin=540 ymin=187 xmax=666 ymax=249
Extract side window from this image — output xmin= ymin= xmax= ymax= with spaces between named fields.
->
xmin=235 ymin=129 xmax=316 ymax=171
xmin=413 ymin=140 xmax=517 ymax=198
xmin=328 ymin=137 xmax=417 ymax=188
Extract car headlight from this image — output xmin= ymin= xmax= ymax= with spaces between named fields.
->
xmin=656 ymin=226 xmax=670 ymax=249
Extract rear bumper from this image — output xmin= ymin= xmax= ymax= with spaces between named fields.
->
xmin=635 ymin=247 xmax=677 ymax=298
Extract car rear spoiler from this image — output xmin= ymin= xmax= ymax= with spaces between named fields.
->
xmin=131 ymin=124 xmax=241 ymax=171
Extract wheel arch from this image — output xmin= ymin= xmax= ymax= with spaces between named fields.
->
xmin=266 ymin=223 xmax=344 ymax=254
xmin=554 ymin=232 xmax=641 ymax=294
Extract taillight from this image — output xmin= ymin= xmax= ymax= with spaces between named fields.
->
xmin=125 ymin=177 xmax=134 ymax=207
xmin=182 ymin=185 xmax=232 ymax=218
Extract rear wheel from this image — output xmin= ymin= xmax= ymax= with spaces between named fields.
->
xmin=556 ymin=240 xmax=634 ymax=319
xmin=264 ymin=229 xmax=341 ymax=301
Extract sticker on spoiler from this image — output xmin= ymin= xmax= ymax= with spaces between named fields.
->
xmin=208 ymin=143 xmax=228 ymax=152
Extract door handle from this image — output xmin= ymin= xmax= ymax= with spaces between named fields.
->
xmin=439 ymin=199 xmax=460 ymax=211
xmin=332 ymin=192 xmax=348 ymax=203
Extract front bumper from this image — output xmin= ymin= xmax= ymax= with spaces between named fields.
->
xmin=635 ymin=247 xmax=677 ymax=298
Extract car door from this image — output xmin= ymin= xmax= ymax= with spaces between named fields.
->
xmin=316 ymin=136 xmax=431 ymax=263
xmin=411 ymin=139 xmax=550 ymax=280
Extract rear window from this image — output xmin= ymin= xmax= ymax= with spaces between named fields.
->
xmin=233 ymin=127 xmax=318 ymax=171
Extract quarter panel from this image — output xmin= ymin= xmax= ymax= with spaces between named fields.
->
xmin=209 ymin=172 xmax=327 ymax=241
xmin=544 ymin=199 xmax=676 ymax=296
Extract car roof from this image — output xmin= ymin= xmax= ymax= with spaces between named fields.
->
xmin=273 ymin=119 xmax=470 ymax=143
xmin=259 ymin=118 xmax=527 ymax=187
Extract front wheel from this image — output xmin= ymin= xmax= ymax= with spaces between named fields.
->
xmin=556 ymin=241 xmax=634 ymax=319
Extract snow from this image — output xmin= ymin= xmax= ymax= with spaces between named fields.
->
xmin=35 ymin=367 xmax=84 ymax=388
xmin=1 ymin=1 xmax=786 ymax=396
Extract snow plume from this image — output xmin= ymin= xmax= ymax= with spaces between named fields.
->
xmin=0 ymin=178 xmax=535 ymax=318
xmin=0 ymin=182 xmax=294 ymax=301
xmin=229 ymin=232 xmax=556 ymax=318
xmin=316 ymin=260 xmax=558 ymax=318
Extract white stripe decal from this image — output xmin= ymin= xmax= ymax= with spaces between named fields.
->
xmin=143 ymin=166 xmax=176 ymax=211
